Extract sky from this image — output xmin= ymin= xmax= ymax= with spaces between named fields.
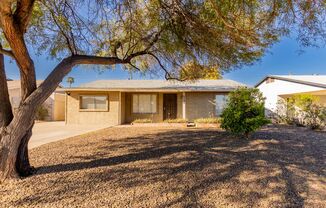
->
xmin=4 ymin=36 xmax=326 ymax=87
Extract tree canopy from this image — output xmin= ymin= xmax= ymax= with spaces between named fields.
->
xmin=0 ymin=0 xmax=325 ymax=182
xmin=179 ymin=61 xmax=222 ymax=80
xmin=2 ymin=0 xmax=325 ymax=78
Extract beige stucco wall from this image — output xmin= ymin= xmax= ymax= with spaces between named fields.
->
xmin=53 ymin=93 xmax=65 ymax=121
xmin=66 ymin=91 xmax=120 ymax=125
xmin=8 ymin=87 xmax=65 ymax=121
xmin=123 ymin=92 xmax=226 ymax=123
xmin=66 ymin=91 xmax=229 ymax=125
xmin=124 ymin=92 xmax=185 ymax=123
xmin=185 ymin=92 xmax=216 ymax=121
xmin=8 ymin=88 xmax=21 ymax=109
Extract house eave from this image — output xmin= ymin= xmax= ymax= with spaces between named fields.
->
xmin=63 ymin=87 xmax=237 ymax=93
xmin=255 ymin=75 xmax=326 ymax=88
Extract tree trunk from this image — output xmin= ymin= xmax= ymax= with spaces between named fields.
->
xmin=16 ymin=123 xmax=35 ymax=176
xmin=0 ymin=44 xmax=13 ymax=129
xmin=0 ymin=133 xmax=20 ymax=182
xmin=0 ymin=105 xmax=35 ymax=183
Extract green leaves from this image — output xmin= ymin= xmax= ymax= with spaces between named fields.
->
xmin=285 ymin=94 xmax=325 ymax=129
xmin=2 ymin=0 xmax=325 ymax=77
xmin=179 ymin=61 xmax=222 ymax=80
xmin=221 ymin=87 xmax=270 ymax=138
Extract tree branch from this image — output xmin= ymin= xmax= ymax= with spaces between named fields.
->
xmin=147 ymin=52 xmax=186 ymax=81
xmin=45 ymin=2 xmax=76 ymax=55
xmin=25 ymin=55 xmax=126 ymax=106
xmin=0 ymin=48 xmax=14 ymax=58
xmin=124 ymin=51 xmax=151 ymax=62
xmin=0 ymin=44 xmax=13 ymax=129
xmin=0 ymin=2 xmax=37 ymax=101
xmin=26 ymin=49 xmax=159 ymax=107
xmin=14 ymin=0 xmax=36 ymax=32
xmin=128 ymin=62 xmax=142 ymax=72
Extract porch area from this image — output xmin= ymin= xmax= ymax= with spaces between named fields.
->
xmin=119 ymin=92 xmax=218 ymax=124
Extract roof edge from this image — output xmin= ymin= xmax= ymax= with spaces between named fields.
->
xmin=255 ymin=75 xmax=326 ymax=88
xmin=63 ymin=88 xmax=239 ymax=92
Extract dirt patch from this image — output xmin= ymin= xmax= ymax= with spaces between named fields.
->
xmin=1 ymin=125 xmax=325 ymax=207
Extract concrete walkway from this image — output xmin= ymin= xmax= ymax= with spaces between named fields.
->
xmin=30 ymin=122 xmax=111 ymax=149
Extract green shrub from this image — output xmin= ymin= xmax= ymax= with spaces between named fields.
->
xmin=132 ymin=118 xmax=152 ymax=123
xmin=220 ymin=87 xmax=270 ymax=138
xmin=291 ymin=94 xmax=325 ymax=130
xmin=35 ymin=105 xmax=49 ymax=121
xmin=275 ymin=97 xmax=304 ymax=126
xmin=194 ymin=117 xmax=220 ymax=124
xmin=164 ymin=118 xmax=188 ymax=123
xmin=304 ymin=103 xmax=326 ymax=130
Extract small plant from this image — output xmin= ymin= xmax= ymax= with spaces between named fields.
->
xmin=194 ymin=117 xmax=220 ymax=124
xmin=275 ymin=98 xmax=304 ymax=126
xmin=220 ymin=87 xmax=270 ymax=138
xmin=164 ymin=118 xmax=188 ymax=123
xmin=304 ymin=103 xmax=326 ymax=130
xmin=35 ymin=105 xmax=49 ymax=121
xmin=274 ymin=99 xmax=289 ymax=124
xmin=292 ymin=94 xmax=325 ymax=130
xmin=132 ymin=118 xmax=152 ymax=123
xmin=285 ymin=97 xmax=297 ymax=125
xmin=277 ymin=94 xmax=325 ymax=130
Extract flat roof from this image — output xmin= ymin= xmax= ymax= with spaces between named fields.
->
xmin=64 ymin=79 xmax=246 ymax=92
xmin=7 ymin=80 xmax=44 ymax=90
xmin=7 ymin=80 xmax=63 ymax=91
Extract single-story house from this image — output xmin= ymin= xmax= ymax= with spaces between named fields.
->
xmin=64 ymin=79 xmax=245 ymax=125
xmin=255 ymin=75 xmax=326 ymax=116
xmin=7 ymin=80 xmax=65 ymax=121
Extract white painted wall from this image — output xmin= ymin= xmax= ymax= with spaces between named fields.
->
xmin=257 ymin=79 xmax=324 ymax=114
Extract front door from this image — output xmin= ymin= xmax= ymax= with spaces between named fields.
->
xmin=163 ymin=94 xmax=177 ymax=120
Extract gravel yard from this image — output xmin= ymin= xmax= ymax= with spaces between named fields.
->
xmin=0 ymin=125 xmax=325 ymax=208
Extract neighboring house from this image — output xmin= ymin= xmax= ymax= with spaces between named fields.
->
xmin=64 ymin=79 xmax=245 ymax=125
xmin=255 ymin=75 xmax=326 ymax=116
xmin=7 ymin=80 xmax=65 ymax=121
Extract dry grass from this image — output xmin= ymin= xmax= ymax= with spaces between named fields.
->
xmin=194 ymin=117 xmax=221 ymax=124
xmin=132 ymin=118 xmax=153 ymax=123
xmin=0 ymin=125 xmax=325 ymax=208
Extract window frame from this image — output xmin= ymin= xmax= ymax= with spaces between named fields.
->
xmin=79 ymin=94 xmax=109 ymax=112
xmin=215 ymin=94 xmax=228 ymax=116
xmin=132 ymin=93 xmax=158 ymax=114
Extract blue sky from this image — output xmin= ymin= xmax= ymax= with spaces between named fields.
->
xmin=4 ymin=36 xmax=326 ymax=87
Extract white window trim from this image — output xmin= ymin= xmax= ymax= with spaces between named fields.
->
xmin=79 ymin=95 xmax=109 ymax=112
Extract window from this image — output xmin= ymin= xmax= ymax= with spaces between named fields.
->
xmin=215 ymin=95 xmax=228 ymax=116
xmin=80 ymin=95 xmax=108 ymax=110
xmin=132 ymin=94 xmax=157 ymax=113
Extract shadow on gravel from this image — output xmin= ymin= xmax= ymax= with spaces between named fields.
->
xmin=25 ymin=125 xmax=326 ymax=207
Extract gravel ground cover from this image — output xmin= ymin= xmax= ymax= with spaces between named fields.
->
xmin=0 ymin=124 xmax=325 ymax=208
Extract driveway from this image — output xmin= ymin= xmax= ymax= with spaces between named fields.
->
xmin=30 ymin=121 xmax=111 ymax=149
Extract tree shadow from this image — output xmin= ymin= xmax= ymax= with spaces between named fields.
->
xmin=11 ymin=125 xmax=326 ymax=207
